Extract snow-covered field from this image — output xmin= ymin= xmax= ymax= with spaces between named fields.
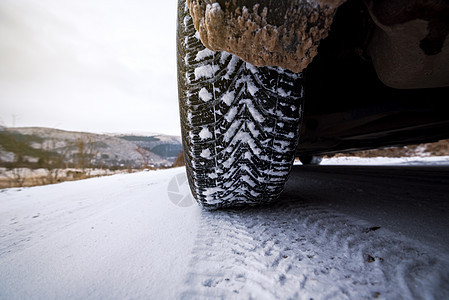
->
xmin=1 ymin=156 xmax=448 ymax=299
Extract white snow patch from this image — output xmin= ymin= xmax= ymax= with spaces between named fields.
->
xmin=247 ymin=139 xmax=261 ymax=155
xmin=200 ymin=148 xmax=211 ymax=159
xmin=194 ymin=65 xmax=219 ymax=80
xmin=234 ymin=131 xmax=261 ymax=155
xmin=203 ymin=186 xmax=224 ymax=203
xmin=202 ymin=185 xmax=223 ymax=196
xmin=250 ymin=190 xmax=260 ymax=197
xmin=195 ymin=48 xmax=214 ymax=61
xmin=224 ymin=120 xmax=242 ymax=142
xmin=241 ymin=175 xmax=256 ymax=187
xmin=208 ymin=172 xmax=218 ymax=179
xmin=183 ymin=15 xmax=191 ymax=27
xmin=315 ymin=155 xmax=449 ymax=166
xmin=285 ymin=132 xmax=295 ymax=138
xmin=222 ymin=91 xmax=235 ymax=106
xmin=245 ymin=62 xmax=259 ymax=74
xmin=223 ymin=156 xmax=235 ymax=168
xmin=198 ymin=87 xmax=213 ymax=102
xmin=247 ymin=80 xmax=259 ymax=96
xmin=236 ymin=131 xmax=250 ymax=142
xmin=260 ymin=155 xmax=270 ymax=161
xmin=242 ymin=99 xmax=265 ymax=122
xmin=224 ymin=55 xmax=240 ymax=80
xmin=220 ymin=51 xmax=231 ymax=64
xmin=247 ymin=121 xmax=260 ymax=137
xmin=225 ymin=106 xmax=238 ymax=123
xmin=194 ymin=31 xmax=201 ymax=40
xmin=199 ymin=127 xmax=212 ymax=140
xmin=244 ymin=151 xmax=252 ymax=159
xmin=277 ymin=87 xmax=290 ymax=97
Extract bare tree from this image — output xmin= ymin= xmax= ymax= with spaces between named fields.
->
xmin=40 ymin=139 xmax=70 ymax=184
xmin=74 ymin=136 xmax=99 ymax=176
xmin=1 ymin=128 xmax=28 ymax=187
xmin=136 ymin=146 xmax=150 ymax=169
xmin=7 ymin=168 xmax=26 ymax=187
xmin=2 ymin=155 xmax=27 ymax=188
xmin=172 ymin=151 xmax=185 ymax=167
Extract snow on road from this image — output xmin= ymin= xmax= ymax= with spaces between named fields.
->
xmin=318 ymin=155 xmax=449 ymax=166
xmin=182 ymin=202 xmax=449 ymax=299
xmin=0 ymin=169 xmax=200 ymax=299
xmin=1 ymin=158 xmax=449 ymax=299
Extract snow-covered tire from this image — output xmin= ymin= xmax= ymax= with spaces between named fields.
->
xmin=177 ymin=0 xmax=304 ymax=209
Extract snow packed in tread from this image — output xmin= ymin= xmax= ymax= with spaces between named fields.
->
xmin=177 ymin=0 xmax=304 ymax=208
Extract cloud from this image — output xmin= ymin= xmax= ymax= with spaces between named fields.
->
xmin=0 ymin=0 xmax=180 ymax=135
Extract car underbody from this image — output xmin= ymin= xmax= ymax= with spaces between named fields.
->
xmin=186 ymin=0 xmax=449 ymax=158
xmin=298 ymin=0 xmax=449 ymax=158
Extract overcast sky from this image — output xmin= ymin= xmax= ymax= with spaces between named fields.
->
xmin=0 ymin=0 xmax=180 ymax=136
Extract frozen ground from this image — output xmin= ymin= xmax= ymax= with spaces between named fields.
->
xmin=1 ymin=156 xmax=448 ymax=299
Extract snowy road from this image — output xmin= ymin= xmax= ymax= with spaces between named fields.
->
xmin=1 ymin=159 xmax=449 ymax=299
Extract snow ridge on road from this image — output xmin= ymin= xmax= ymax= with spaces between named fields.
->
xmin=182 ymin=198 xmax=449 ymax=299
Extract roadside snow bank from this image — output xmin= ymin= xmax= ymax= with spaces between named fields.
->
xmin=296 ymin=155 xmax=449 ymax=166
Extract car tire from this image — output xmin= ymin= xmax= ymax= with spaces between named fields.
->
xmin=177 ymin=0 xmax=304 ymax=209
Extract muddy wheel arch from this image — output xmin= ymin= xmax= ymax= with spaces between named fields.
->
xmin=186 ymin=0 xmax=345 ymax=73
xmin=185 ymin=0 xmax=449 ymax=89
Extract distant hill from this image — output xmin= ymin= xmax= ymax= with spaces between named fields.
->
xmin=116 ymin=134 xmax=182 ymax=161
xmin=0 ymin=127 xmax=182 ymax=169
